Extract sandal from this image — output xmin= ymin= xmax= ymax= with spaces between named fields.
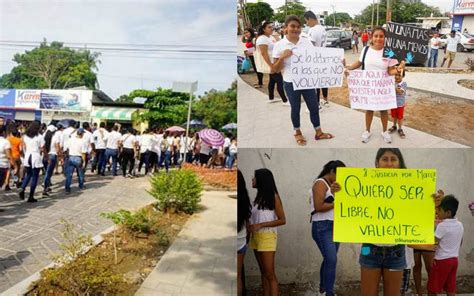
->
xmin=388 ymin=126 xmax=397 ymax=133
xmin=315 ymin=132 xmax=334 ymax=140
xmin=253 ymin=84 xmax=263 ymax=88
xmin=294 ymin=132 xmax=307 ymax=146
xmin=398 ymin=129 xmax=406 ymax=138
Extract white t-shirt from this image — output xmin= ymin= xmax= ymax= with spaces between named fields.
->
xmin=434 ymin=218 xmax=464 ymax=260
xmin=73 ymin=130 xmax=93 ymax=153
xmin=250 ymin=203 xmax=278 ymax=233
xmin=105 ymin=131 xmax=122 ymax=149
xmin=121 ymin=134 xmax=136 ymax=149
xmin=151 ymin=134 xmax=161 ymax=154
xmin=430 ymin=37 xmax=441 ymax=50
xmin=446 ymin=35 xmax=461 ymax=52
xmin=200 ymin=142 xmax=211 ymax=155
xmin=49 ymin=132 xmax=61 ymax=155
xmin=256 ymin=35 xmax=276 ymax=63
xmin=0 ymin=137 xmax=11 ymax=168
xmin=273 ymin=37 xmax=314 ymax=82
xmin=139 ymin=134 xmax=154 ymax=153
xmin=359 ymin=47 xmax=398 ymax=71
xmin=92 ymin=128 xmax=108 ymax=149
xmin=22 ymin=135 xmax=45 ymax=168
xmin=229 ymin=142 xmax=238 ymax=154
xmin=68 ymin=136 xmax=89 ymax=157
xmin=62 ymin=127 xmax=75 ymax=151
xmin=308 ymin=25 xmax=327 ymax=47
xmin=309 ymin=179 xmax=334 ymax=222
xmin=55 ymin=130 xmax=64 ymax=151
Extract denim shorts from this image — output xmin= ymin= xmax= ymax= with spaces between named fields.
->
xmin=359 ymin=244 xmax=406 ymax=270
xmin=237 ymin=244 xmax=247 ymax=254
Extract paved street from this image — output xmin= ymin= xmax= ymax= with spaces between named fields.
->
xmin=136 ymin=190 xmax=237 ymax=296
xmin=0 ymin=173 xmax=154 ymax=293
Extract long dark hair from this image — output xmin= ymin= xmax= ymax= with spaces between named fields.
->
xmin=254 ymin=168 xmax=279 ymax=210
xmin=317 ymin=160 xmax=346 ymax=178
xmin=242 ymin=27 xmax=256 ymax=43
xmin=43 ymin=130 xmax=56 ymax=154
xmin=257 ymin=21 xmax=272 ymax=36
xmin=375 ymin=148 xmax=407 ymax=169
xmin=237 ymin=170 xmax=251 ymax=232
xmin=25 ymin=121 xmax=40 ymax=138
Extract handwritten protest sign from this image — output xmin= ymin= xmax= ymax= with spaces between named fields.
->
xmin=291 ymin=46 xmax=344 ymax=90
xmin=347 ymin=70 xmax=396 ymax=111
xmin=383 ymin=22 xmax=430 ymax=64
xmin=334 ymin=167 xmax=436 ymax=244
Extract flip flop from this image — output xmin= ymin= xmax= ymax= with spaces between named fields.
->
xmin=398 ymin=129 xmax=406 ymax=138
xmin=388 ymin=126 xmax=397 ymax=133
xmin=315 ymin=133 xmax=334 ymax=140
xmin=294 ymin=133 xmax=307 ymax=146
xmin=253 ymin=84 xmax=263 ymax=88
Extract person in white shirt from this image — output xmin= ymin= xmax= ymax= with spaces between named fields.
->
xmin=92 ymin=122 xmax=108 ymax=175
xmin=225 ymin=138 xmax=237 ymax=170
xmin=427 ymin=193 xmax=464 ymax=295
xmin=428 ymin=32 xmax=441 ymax=68
xmin=119 ymin=128 xmax=136 ymax=178
xmin=150 ymin=128 xmax=162 ymax=173
xmin=172 ymin=133 xmax=181 ymax=166
xmin=0 ymin=126 xmax=13 ymax=191
xmin=54 ymin=123 xmax=64 ymax=175
xmin=42 ymin=125 xmax=60 ymax=196
xmin=65 ymin=128 xmax=88 ymax=193
xmin=272 ymin=15 xmax=334 ymax=146
xmin=103 ymin=124 xmax=122 ymax=176
xmin=157 ymin=131 xmax=172 ymax=172
xmin=256 ymin=21 xmax=288 ymax=105
xmin=19 ymin=121 xmax=45 ymax=202
xmin=441 ymin=30 xmax=461 ymax=68
xmin=138 ymin=129 xmax=153 ymax=175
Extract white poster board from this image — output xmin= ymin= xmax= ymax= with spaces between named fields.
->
xmin=347 ymin=70 xmax=397 ymax=111
xmin=290 ymin=46 xmax=344 ymax=90
xmin=15 ymin=90 xmax=41 ymax=109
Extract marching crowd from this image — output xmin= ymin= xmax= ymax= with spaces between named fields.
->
xmin=0 ymin=120 xmax=237 ymax=203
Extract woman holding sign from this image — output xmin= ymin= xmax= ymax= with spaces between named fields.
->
xmin=359 ymin=148 xmax=407 ymax=296
xmin=310 ymin=160 xmax=345 ymax=296
xmin=249 ymin=168 xmax=286 ymax=296
xmin=272 ymin=15 xmax=334 ymax=146
xmin=344 ymin=27 xmax=405 ymax=144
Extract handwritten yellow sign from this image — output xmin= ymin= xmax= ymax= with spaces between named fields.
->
xmin=334 ymin=167 xmax=436 ymax=244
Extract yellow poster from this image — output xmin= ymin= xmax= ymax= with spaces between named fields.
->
xmin=334 ymin=167 xmax=436 ymax=244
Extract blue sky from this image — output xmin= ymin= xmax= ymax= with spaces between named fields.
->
xmin=0 ymin=0 xmax=236 ymax=99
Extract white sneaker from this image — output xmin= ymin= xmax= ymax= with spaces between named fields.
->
xmin=361 ymin=131 xmax=371 ymax=143
xmin=322 ymin=100 xmax=330 ymax=107
xmin=381 ymin=131 xmax=392 ymax=143
xmin=282 ymin=101 xmax=290 ymax=106
xmin=268 ymin=99 xmax=281 ymax=104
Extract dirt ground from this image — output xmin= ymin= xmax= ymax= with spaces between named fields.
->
xmin=183 ymin=163 xmax=236 ymax=190
xmin=27 ymin=206 xmax=189 ymax=295
xmin=240 ymin=72 xmax=474 ymax=147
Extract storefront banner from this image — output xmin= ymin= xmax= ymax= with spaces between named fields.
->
xmin=0 ymin=89 xmax=16 ymax=108
xmin=0 ymin=109 xmax=15 ymax=120
xmin=453 ymin=0 xmax=474 ymax=15
xmin=40 ymin=90 xmax=92 ymax=111
xmin=15 ymin=90 xmax=41 ymax=109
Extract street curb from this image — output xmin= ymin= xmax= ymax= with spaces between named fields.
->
xmin=406 ymin=86 xmax=472 ymax=102
xmin=0 ymin=225 xmax=115 ymax=296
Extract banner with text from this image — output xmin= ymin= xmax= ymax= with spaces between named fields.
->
xmin=383 ymin=22 xmax=430 ymax=64
xmin=347 ymin=70 xmax=397 ymax=111
xmin=334 ymin=167 xmax=436 ymax=244
xmin=15 ymin=90 xmax=41 ymax=109
xmin=291 ymin=46 xmax=344 ymax=90
xmin=40 ymin=90 xmax=92 ymax=111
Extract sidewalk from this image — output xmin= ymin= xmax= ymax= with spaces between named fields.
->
xmin=237 ymin=77 xmax=467 ymax=148
xmin=135 ymin=190 xmax=236 ymax=296
xmin=403 ymin=72 xmax=474 ymax=101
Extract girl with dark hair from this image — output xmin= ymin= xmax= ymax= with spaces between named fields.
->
xmin=344 ymin=27 xmax=406 ymax=144
xmin=272 ymin=15 xmax=334 ymax=146
xmin=256 ymin=21 xmax=288 ymax=105
xmin=249 ymin=168 xmax=286 ymax=296
xmin=352 ymin=30 xmax=360 ymax=53
xmin=359 ymin=148 xmax=408 ymax=296
xmin=19 ymin=121 xmax=45 ymax=202
xmin=310 ymin=160 xmax=345 ymax=296
xmin=237 ymin=170 xmax=252 ymax=296
xmin=242 ymin=27 xmax=263 ymax=88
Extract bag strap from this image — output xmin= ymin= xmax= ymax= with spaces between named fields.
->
xmin=361 ymin=46 xmax=369 ymax=70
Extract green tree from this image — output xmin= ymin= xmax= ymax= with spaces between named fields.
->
xmin=326 ymin=12 xmax=353 ymax=27
xmin=245 ymin=2 xmax=274 ymax=28
xmin=354 ymin=0 xmax=442 ymax=27
xmin=116 ymin=94 xmax=133 ymax=103
xmin=0 ymin=39 xmax=100 ymax=89
xmin=274 ymin=1 xmax=306 ymax=23
xmin=192 ymin=81 xmax=236 ymax=130
xmin=127 ymin=88 xmax=188 ymax=128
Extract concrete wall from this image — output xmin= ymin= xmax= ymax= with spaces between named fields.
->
xmin=238 ymin=148 xmax=474 ymax=286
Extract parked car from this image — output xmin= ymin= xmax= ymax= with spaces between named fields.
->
xmin=439 ymin=32 xmax=474 ymax=52
xmin=326 ymin=30 xmax=352 ymax=49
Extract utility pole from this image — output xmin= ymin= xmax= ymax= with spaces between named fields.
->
xmin=331 ymin=5 xmax=336 ymax=27
xmin=376 ymin=0 xmax=380 ymax=27
xmin=386 ymin=0 xmax=391 ymax=23
xmin=371 ymin=0 xmax=375 ymax=29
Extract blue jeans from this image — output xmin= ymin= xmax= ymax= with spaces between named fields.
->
xmin=428 ymin=48 xmax=438 ymax=67
xmin=359 ymin=244 xmax=406 ymax=270
xmin=312 ymin=220 xmax=340 ymax=296
xmin=158 ymin=151 xmax=171 ymax=172
xmin=65 ymin=156 xmax=84 ymax=191
xmin=104 ymin=148 xmax=118 ymax=175
xmin=225 ymin=152 xmax=236 ymax=169
xmin=43 ymin=154 xmax=57 ymax=188
xmin=93 ymin=149 xmax=106 ymax=174
xmin=284 ymin=82 xmax=321 ymax=129
xmin=21 ymin=155 xmax=40 ymax=196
